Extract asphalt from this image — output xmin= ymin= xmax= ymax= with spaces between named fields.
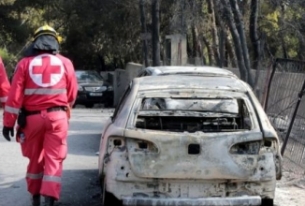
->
xmin=0 ymin=108 xmax=113 ymax=206
xmin=1 ymin=107 xmax=305 ymax=206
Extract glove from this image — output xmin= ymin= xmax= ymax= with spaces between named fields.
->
xmin=2 ymin=126 xmax=14 ymax=142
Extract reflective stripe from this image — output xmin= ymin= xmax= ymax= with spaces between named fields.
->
xmin=4 ymin=105 xmax=19 ymax=114
xmin=24 ymin=88 xmax=67 ymax=95
xmin=0 ymin=96 xmax=7 ymax=102
xmin=26 ymin=173 xmax=43 ymax=179
xmin=43 ymin=175 xmax=61 ymax=183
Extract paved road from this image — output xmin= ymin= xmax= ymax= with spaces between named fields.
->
xmin=1 ymin=108 xmax=305 ymax=206
xmin=0 ymin=108 xmax=112 ymax=206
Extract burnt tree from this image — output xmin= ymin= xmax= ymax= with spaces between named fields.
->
xmin=139 ymin=0 xmax=149 ymax=67
xmin=151 ymin=0 xmax=161 ymax=66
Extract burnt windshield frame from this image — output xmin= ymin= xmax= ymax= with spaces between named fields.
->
xmin=140 ymin=97 xmax=239 ymax=113
xmin=135 ymin=97 xmax=253 ymax=132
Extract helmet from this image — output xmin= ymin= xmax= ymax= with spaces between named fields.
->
xmin=32 ymin=25 xmax=62 ymax=43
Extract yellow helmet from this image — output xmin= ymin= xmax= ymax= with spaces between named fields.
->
xmin=32 ymin=25 xmax=62 ymax=43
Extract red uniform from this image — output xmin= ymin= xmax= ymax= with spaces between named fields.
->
xmin=0 ymin=57 xmax=10 ymax=107
xmin=3 ymin=53 xmax=78 ymax=200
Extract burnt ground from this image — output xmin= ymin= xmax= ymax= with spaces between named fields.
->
xmin=0 ymin=108 xmax=305 ymax=206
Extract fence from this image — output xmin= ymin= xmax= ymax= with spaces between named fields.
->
xmin=265 ymin=58 xmax=305 ymax=174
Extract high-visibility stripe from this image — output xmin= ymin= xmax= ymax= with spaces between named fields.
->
xmin=43 ymin=175 xmax=61 ymax=183
xmin=26 ymin=173 xmax=43 ymax=179
xmin=24 ymin=88 xmax=67 ymax=95
xmin=0 ymin=96 xmax=7 ymax=102
xmin=4 ymin=105 xmax=19 ymax=114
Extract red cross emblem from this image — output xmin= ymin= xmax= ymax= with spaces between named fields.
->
xmin=29 ymin=54 xmax=64 ymax=87
xmin=32 ymin=56 xmax=61 ymax=84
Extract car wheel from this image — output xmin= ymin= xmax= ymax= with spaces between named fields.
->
xmin=261 ymin=198 xmax=273 ymax=206
xmin=100 ymin=176 xmax=122 ymax=206
xmin=85 ymin=103 xmax=94 ymax=108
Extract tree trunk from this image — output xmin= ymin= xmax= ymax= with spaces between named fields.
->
xmin=139 ymin=0 xmax=149 ymax=67
xmin=187 ymin=34 xmax=192 ymax=58
xmin=218 ymin=28 xmax=226 ymax=68
xmin=249 ymin=0 xmax=260 ymax=70
xmin=151 ymin=0 xmax=161 ymax=66
xmin=249 ymin=0 xmax=262 ymax=98
xmin=279 ymin=3 xmax=288 ymax=58
xmin=202 ymin=35 xmax=214 ymax=65
xmin=207 ymin=0 xmax=220 ymax=66
xmin=225 ymin=33 xmax=236 ymax=67
xmin=229 ymin=0 xmax=254 ymax=86
xmin=220 ymin=0 xmax=247 ymax=82
xmin=192 ymin=24 xmax=202 ymax=60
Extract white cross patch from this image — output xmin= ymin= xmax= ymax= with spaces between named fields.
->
xmin=29 ymin=54 xmax=64 ymax=87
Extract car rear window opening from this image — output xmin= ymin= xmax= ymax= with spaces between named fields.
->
xmin=135 ymin=97 xmax=252 ymax=133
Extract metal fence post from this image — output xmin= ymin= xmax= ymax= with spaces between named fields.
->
xmin=281 ymin=78 xmax=305 ymax=155
xmin=264 ymin=60 xmax=277 ymax=112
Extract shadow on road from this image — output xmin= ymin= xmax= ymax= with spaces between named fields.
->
xmin=59 ymin=169 xmax=102 ymax=206
xmin=0 ymin=169 xmax=102 ymax=206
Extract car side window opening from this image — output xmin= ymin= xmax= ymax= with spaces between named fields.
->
xmin=135 ymin=97 xmax=252 ymax=133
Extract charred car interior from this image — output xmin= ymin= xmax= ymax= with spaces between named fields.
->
xmin=136 ymin=97 xmax=252 ymax=133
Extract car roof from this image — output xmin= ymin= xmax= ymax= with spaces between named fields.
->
xmin=133 ymin=75 xmax=249 ymax=92
xmin=143 ymin=66 xmax=237 ymax=77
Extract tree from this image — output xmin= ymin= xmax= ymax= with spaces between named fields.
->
xmin=151 ymin=0 xmax=161 ymax=66
xmin=139 ymin=0 xmax=149 ymax=67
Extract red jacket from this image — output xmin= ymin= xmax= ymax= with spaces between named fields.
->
xmin=0 ymin=57 xmax=10 ymax=107
xmin=3 ymin=53 xmax=78 ymax=127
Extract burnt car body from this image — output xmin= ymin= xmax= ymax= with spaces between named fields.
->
xmin=75 ymin=70 xmax=113 ymax=108
xmin=137 ymin=66 xmax=239 ymax=78
xmin=98 ymin=75 xmax=282 ymax=206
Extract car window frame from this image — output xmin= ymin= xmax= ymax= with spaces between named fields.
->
xmin=111 ymin=82 xmax=132 ymax=122
xmin=127 ymin=90 xmax=260 ymax=131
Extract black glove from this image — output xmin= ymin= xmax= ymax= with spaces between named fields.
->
xmin=2 ymin=126 xmax=14 ymax=142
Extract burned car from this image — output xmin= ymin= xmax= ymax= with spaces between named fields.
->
xmin=137 ymin=66 xmax=239 ymax=78
xmin=74 ymin=70 xmax=113 ymax=108
xmin=98 ymin=75 xmax=282 ymax=206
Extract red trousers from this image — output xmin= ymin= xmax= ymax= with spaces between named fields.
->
xmin=19 ymin=110 xmax=68 ymax=200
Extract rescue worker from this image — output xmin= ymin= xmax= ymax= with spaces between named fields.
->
xmin=2 ymin=25 xmax=78 ymax=206
xmin=0 ymin=56 xmax=10 ymax=107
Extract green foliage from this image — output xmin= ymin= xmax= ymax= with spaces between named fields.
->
xmin=1 ymin=0 xmax=305 ymax=70
xmin=0 ymin=47 xmax=17 ymax=73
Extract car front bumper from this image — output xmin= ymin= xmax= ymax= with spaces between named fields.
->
xmin=122 ymin=196 xmax=262 ymax=206
xmin=76 ymin=91 xmax=113 ymax=104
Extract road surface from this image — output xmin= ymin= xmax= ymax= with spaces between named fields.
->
xmin=1 ymin=108 xmax=305 ymax=206
xmin=0 ymin=108 xmax=112 ymax=206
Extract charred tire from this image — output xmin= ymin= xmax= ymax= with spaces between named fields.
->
xmin=100 ymin=176 xmax=122 ymax=206
xmin=261 ymin=198 xmax=273 ymax=206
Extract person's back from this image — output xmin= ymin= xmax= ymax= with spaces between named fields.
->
xmin=2 ymin=25 xmax=77 ymax=206
xmin=9 ymin=53 xmax=76 ymax=112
